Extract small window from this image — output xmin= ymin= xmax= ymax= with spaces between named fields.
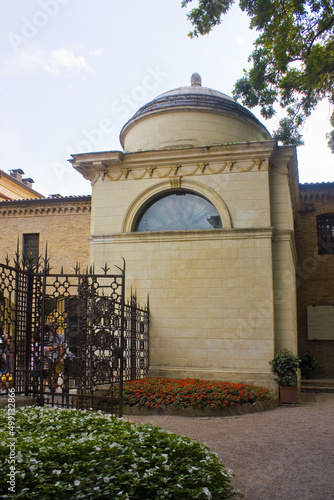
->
xmin=317 ymin=214 xmax=334 ymax=255
xmin=23 ymin=233 xmax=39 ymax=266
xmin=134 ymin=191 xmax=222 ymax=232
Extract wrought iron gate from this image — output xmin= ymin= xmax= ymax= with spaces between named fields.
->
xmin=0 ymin=253 xmax=149 ymax=416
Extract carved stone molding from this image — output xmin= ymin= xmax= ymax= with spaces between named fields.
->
xmin=170 ymin=176 xmax=182 ymax=189
xmin=105 ymin=158 xmax=269 ymax=182
xmin=122 ymin=179 xmax=232 ymax=232
xmin=0 ymin=199 xmax=91 ymax=217
xmin=91 ymin=170 xmax=107 ymax=186
xmin=91 ymin=227 xmax=274 ymax=245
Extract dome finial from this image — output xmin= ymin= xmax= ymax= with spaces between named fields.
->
xmin=191 ymin=72 xmax=202 ymax=87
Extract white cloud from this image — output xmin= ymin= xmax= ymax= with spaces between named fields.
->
xmin=87 ymin=48 xmax=105 ymax=57
xmin=48 ymin=48 xmax=91 ymax=74
xmin=0 ymin=44 xmax=93 ymax=78
xmin=235 ymin=36 xmax=246 ymax=47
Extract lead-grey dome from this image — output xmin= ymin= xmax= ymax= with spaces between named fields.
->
xmin=120 ymin=74 xmax=271 ymax=152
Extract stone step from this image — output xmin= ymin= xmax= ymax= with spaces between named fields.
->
xmin=301 ymin=386 xmax=334 ymax=393
xmin=301 ymin=379 xmax=334 ymax=393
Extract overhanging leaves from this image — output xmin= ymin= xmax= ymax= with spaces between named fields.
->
xmin=182 ymin=0 xmax=334 ymax=150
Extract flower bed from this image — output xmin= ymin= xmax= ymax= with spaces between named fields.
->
xmin=122 ymin=378 xmax=274 ymax=412
xmin=0 ymin=407 xmax=243 ymax=499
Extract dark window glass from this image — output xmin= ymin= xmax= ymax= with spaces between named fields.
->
xmin=135 ymin=191 xmax=222 ymax=232
xmin=23 ymin=233 xmax=39 ymax=266
xmin=317 ymin=214 xmax=334 ymax=255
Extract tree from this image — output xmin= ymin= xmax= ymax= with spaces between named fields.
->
xmin=181 ymin=0 xmax=334 ymax=150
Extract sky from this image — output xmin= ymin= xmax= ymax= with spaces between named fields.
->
xmin=1 ymin=0 xmax=333 ymax=197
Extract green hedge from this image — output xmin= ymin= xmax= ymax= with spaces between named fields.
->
xmin=0 ymin=407 xmax=243 ymax=499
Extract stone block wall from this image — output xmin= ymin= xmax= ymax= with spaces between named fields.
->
xmin=92 ymin=230 xmax=276 ymax=388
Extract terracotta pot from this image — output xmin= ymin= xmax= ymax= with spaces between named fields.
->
xmin=279 ymin=386 xmax=299 ymax=404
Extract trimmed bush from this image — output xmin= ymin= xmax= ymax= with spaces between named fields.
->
xmin=0 ymin=407 xmax=243 ymax=499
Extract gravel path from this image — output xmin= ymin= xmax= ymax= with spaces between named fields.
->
xmin=125 ymin=393 xmax=334 ymax=500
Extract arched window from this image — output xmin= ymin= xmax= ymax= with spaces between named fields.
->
xmin=134 ymin=190 xmax=222 ymax=232
xmin=317 ymin=213 xmax=334 ymax=255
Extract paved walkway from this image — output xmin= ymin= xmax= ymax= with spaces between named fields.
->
xmin=126 ymin=393 xmax=334 ymax=500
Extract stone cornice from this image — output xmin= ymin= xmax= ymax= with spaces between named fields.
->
xmin=70 ymin=142 xmax=277 ymax=183
xmin=90 ymin=227 xmax=275 ymax=245
xmin=69 ymin=151 xmax=124 ymax=183
xmin=300 ymin=182 xmax=334 ymax=190
xmin=299 ymin=182 xmax=334 ymax=202
xmin=0 ymin=195 xmax=91 ymax=217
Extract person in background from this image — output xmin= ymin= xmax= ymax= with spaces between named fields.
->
xmin=4 ymin=337 xmax=13 ymax=372
xmin=44 ymin=323 xmax=63 ymax=392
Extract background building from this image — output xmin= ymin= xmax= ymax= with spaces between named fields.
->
xmin=296 ymin=183 xmax=334 ymax=377
xmin=0 ymin=168 xmax=43 ymax=201
xmin=0 ymin=195 xmax=91 ymax=272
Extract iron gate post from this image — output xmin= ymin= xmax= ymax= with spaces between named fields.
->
xmin=11 ymin=263 xmax=19 ymax=392
xmin=130 ymin=295 xmax=137 ymax=380
xmin=118 ymin=259 xmax=126 ymax=418
xmin=38 ymin=256 xmax=48 ymax=407
xmin=24 ymin=269 xmax=34 ymax=396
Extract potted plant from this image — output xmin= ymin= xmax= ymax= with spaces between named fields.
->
xmin=269 ymin=349 xmax=301 ymax=404
xmin=300 ymin=352 xmax=317 ymax=380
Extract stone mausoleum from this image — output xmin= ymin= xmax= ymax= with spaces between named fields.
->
xmin=2 ymin=74 xmax=333 ymax=388
xmin=69 ymin=73 xmax=300 ymax=390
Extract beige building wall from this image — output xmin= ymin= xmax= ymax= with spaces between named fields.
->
xmin=92 ymin=232 xmax=275 ymax=387
xmin=270 ymin=148 xmax=299 ymax=354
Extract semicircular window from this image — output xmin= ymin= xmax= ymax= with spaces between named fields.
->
xmin=134 ymin=191 xmax=222 ymax=232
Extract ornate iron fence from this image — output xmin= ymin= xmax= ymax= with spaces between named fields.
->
xmin=0 ymin=251 xmax=149 ymax=417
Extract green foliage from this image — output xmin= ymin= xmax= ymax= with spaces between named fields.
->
xmin=182 ymin=0 xmax=334 ymax=149
xmin=269 ymin=349 xmax=301 ymax=387
xmin=121 ymin=378 xmax=273 ymax=409
xmin=0 ymin=407 xmax=243 ymax=499
xmin=300 ymin=352 xmax=318 ymax=379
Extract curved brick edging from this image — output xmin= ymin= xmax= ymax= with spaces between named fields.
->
xmin=123 ymin=398 xmax=279 ymax=418
xmin=0 ymin=395 xmax=36 ymax=409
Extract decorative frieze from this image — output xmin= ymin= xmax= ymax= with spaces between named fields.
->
xmin=0 ymin=197 xmax=91 ymax=217
xmin=104 ymin=158 xmax=269 ymax=182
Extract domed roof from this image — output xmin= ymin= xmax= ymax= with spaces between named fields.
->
xmin=120 ymin=73 xmax=271 ymax=152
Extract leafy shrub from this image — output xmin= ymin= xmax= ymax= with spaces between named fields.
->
xmin=269 ymin=349 xmax=300 ymax=386
xmin=0 ymin=407 xmax=243 ymax=499
xmin=121 ymin=378 xmax=273 ymax=409
xmin=300 ymin=353 xmax=317 ymax=380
